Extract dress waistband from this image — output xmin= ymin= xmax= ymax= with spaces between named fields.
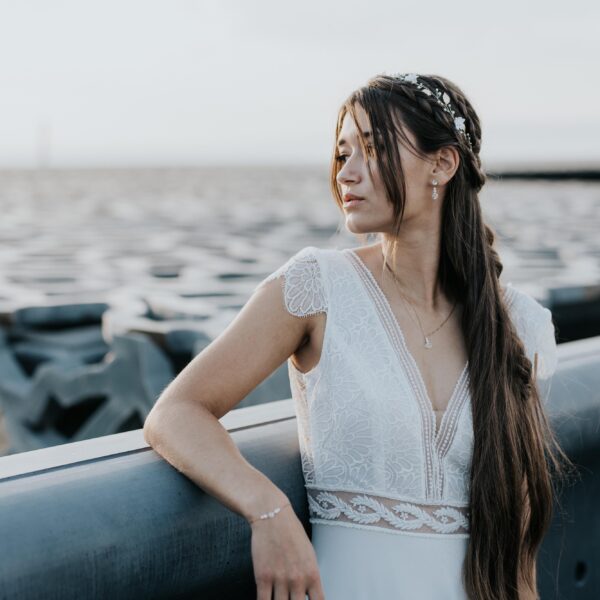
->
xmin=306 ymin=487 xmax=470 ymax=537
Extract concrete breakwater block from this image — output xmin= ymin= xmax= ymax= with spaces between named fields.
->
xmin=102 ymin=303 xmax=292 ymax=405
xmin=0 ymin=328 xmax=32 ymax=406
xmin=548 ymin=283 xmax=600 ymax=342
xmin=10 ymin=324 xmax=109 ymax=374
xmin=236 ymin=361 xmax=292 ymax=409
xmin=0 ymin=332 xmax=174 ymax=454
xmin=12 ymin=341 xmax=106 ymax=374
xmin=143 ymin=296 xmax=215 ymax=321
xmin=102 ymin=299 xmax=241 ymax=367
xmin=11 ymin=302 xmax=109 ymax=328
xmin=0 ymin=286 xmax=45 ymax=327
xmin=1 ymin=301 xmax=111 ymax=379
xmin=0 ymin=328 xmax=37 ymax=453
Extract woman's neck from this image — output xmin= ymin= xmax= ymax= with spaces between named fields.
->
xmin=379 ymin=228 xmax=444 ymax=312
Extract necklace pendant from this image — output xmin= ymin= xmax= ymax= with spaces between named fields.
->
xmin=424 ymin=337 xmax=432 ymax=349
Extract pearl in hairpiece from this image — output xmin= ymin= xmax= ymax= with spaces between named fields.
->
xmin=393 ymin=73 xmax=473 ymax=150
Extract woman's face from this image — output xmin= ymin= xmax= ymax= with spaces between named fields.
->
xmin=335 ymin=103 xmax=437 ymax=236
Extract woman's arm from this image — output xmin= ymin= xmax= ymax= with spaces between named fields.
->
xmin=143 ymin=251 xmax=327 ymax=598
xmin=142 ymin=275 xmax=313 ymax=522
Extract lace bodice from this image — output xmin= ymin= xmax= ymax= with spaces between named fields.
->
xmin=257 ymin=246 xmax=558 ymax=538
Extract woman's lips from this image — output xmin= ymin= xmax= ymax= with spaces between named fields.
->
xmin=344 ymin=199 xmax=363 ymax=208
xmin=343 ymin=193 xmax=364 ymax=208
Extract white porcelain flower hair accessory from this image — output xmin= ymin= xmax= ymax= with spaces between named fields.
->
xmin=393 ymin=72 xmax=473 ymax=151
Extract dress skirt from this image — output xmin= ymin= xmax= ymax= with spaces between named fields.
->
xmin=309 ymin=522 xmax=470 ymax=600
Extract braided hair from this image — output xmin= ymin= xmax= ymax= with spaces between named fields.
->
xmin=329 ymin=73 xmax=573 ymax=600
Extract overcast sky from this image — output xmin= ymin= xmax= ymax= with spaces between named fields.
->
xmin=0 ymin=0 xmax=598 ymax=169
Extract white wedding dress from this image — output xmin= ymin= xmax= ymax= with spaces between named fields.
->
xmin=258 ymin=245 xmax=558 ymax=600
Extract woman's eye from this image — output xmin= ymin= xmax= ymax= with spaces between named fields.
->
xmin=336 ymin=146 xmax=374 ymax=163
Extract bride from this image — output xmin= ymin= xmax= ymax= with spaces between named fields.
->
xmin=143 ymin=72 xmax=571 ymax=600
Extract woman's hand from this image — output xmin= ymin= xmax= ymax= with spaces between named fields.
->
xmin=251 ymin=507 xmax=325 ymax=600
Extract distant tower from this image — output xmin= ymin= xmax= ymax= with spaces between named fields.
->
xmin=36 ymin=118 xmax=52 ymax=169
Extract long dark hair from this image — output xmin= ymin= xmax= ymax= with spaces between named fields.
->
xmin=329 ymin=73 xmax=573 ymax=599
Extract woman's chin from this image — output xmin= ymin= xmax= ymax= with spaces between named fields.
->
xmin=344 ymin=217 xmax=382 ymax=236
xmin=344 ymin=221 xmax=364 ymax=235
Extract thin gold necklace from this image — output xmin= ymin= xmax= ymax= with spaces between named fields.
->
xmin=382 ymin=255 xmax=457 ymax=349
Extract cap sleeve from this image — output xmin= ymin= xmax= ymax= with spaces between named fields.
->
xmin=505 ymin=285 xmax=558 ymax=403
xmin=257 ymin=246 xmax=327 ymax=319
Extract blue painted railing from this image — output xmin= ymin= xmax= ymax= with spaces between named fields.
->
xmin=0 ymin=337 xmax=599 ymax=599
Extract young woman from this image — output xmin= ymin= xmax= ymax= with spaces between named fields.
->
xmin=143 ymin=73 xmax=570 ymax=600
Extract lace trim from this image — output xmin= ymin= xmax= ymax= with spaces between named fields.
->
xmin=307 ymin=487 xmax=470 ymax=536
xmin=261 ymin=248 xmax=327 ymax=318
xmin=436 ymin=367 xmax=471 ymax=497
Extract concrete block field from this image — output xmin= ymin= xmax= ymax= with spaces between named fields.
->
xmin=0 ymin=167 xmax=598 ymax=455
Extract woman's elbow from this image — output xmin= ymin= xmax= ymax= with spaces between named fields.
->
xmin=143 ymin=400 xmax=167 ymax=446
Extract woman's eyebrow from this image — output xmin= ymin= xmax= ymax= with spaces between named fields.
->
xmin=337 ymin=131 xmax=373 ymax=147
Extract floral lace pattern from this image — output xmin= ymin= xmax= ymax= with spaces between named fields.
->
xmin=259 ymin=246 xmax=327 ymax=318
xmin=260 ymin=246 xmax=559 ymax=538
xmin=307 ymin=486 xmax=470 ymax=537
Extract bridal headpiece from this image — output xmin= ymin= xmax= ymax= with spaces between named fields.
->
xmin=393 ymin=72 xmax=473 ymax=151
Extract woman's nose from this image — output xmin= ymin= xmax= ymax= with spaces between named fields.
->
xmin=336 ymin=159 xmax=361 ymax=186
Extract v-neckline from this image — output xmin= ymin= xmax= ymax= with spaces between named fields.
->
xmin=339 ymin=246 xmax=518 ymax=500
xmin=342 ymin=247 xmax=469 ymax=443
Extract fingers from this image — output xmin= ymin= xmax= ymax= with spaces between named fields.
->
xmin=273 ymin=579 xmax=290 ymax=600
xmin=290 ymin=588 xmax=314 ymax=600
xmin=290 ymin=580 xmax=311 ymax=600
xmin=306 ymin=580 xmax=326 ymax=600
xmin=251 ymin=519 xmax=325 ymax=600
xmin=256 ymin=578 xmax=326 ymax=600
xmin=256 ymin=577 xmax=272 ymax=600
xmin=291 ymin=576 xmax=326 ymax=600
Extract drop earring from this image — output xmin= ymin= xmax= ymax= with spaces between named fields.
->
xmin=431 ymin=179 xmax=439 ymax=200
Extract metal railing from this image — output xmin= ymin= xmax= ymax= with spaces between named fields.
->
xmin=1 ymin=338 xmax=599 ymax=599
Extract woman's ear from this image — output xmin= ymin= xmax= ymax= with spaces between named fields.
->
xmin=433 ymin=146 xmax=460 ymax=184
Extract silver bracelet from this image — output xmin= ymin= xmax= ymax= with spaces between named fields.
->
xmin=249 ymin=501 xmax=291 ymax=524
